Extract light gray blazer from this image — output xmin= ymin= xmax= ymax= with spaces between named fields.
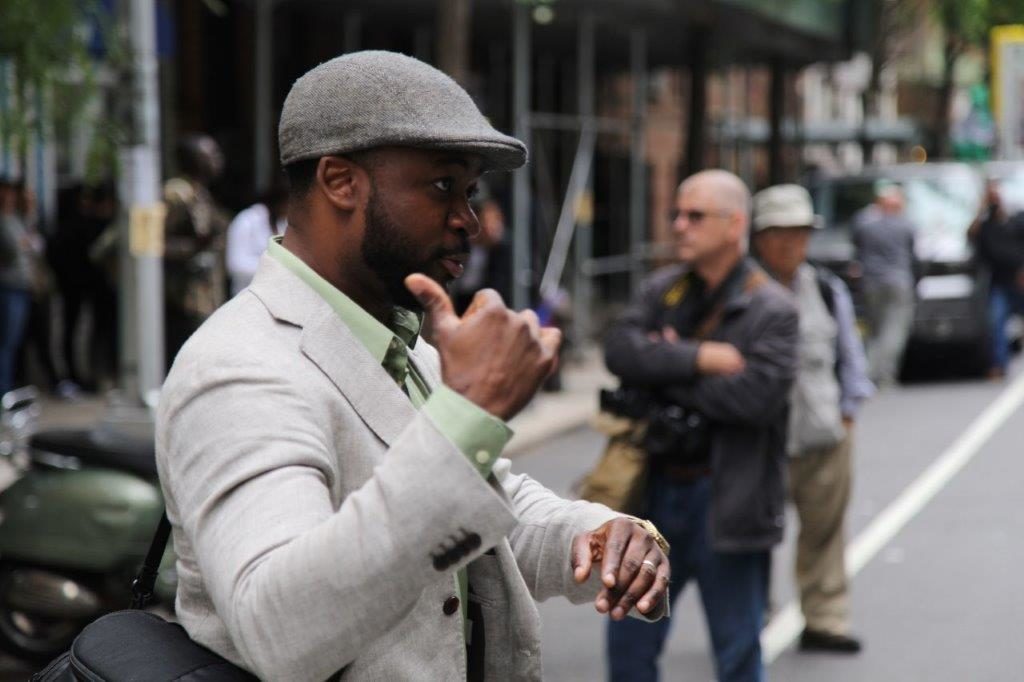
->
xmin=155 ymin=255 xmax=625 ymax=681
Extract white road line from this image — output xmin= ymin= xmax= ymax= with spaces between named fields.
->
xmin=761 ymin=370 xmax=1024 ymax=663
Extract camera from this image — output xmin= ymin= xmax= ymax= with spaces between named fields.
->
xmin=600 ymin=387 xmax=712 ymax=465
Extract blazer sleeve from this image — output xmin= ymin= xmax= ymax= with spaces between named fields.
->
xmin=157 ymin=355 xmax=519 ymax=681
xmin=497 ymin=460 xmax=666 ymax=621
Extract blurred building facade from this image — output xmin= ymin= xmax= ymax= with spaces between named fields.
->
xmin=2 ymin=0 xmax=879 ymax=342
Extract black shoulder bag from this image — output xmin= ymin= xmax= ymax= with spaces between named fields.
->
xmin=32 ymin=514 xmax=257 ymax=682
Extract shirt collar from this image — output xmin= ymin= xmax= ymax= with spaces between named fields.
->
xmin=266 ymin=237 xmax=421 ymax=363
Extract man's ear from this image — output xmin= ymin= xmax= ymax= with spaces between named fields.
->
xmin=727 ymin=210 xmax=747 ymax=243
xmin=316 ymin=156 xmax=367 ymax=212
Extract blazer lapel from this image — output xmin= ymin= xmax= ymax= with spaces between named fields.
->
xmin=300 ymin=312 xmax=419 ymax=447
xmin=249 ymin=254 xmax=419 ymax=448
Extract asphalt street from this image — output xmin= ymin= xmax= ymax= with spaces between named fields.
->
xmin=514 ymin=363 xmax=1024 ymax=681
xmin=3 ymin=362 xmax=1022 ymax=680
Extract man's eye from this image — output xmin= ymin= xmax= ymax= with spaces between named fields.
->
xmin=434 ymin=178 xmax=453 ymax=192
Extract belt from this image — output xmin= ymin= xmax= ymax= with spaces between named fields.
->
xmin=659 ymin=462 xmax=711 ymax=483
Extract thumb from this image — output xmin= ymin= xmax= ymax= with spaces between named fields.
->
xmin=571 ymin=533 xmax=593 ymax=583
xmin=405 ymin=274 xmax=458 ymax=334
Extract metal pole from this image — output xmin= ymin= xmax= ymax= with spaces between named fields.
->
xmin=511 ymin=3 xmax=532 ymax=310
xmin=253 ymin=0 xmax=274 ymax=192
xmin=344 ymin=11 xmax=362 ymax=53
xmin=629 ymin=28 xmax=648 ymax=294
xmin=572 ymin=14 xmax=595 ymax=348
xmin=769 ymin=57 xmax=785 ymax=186
xmin=120 ymin=0 xmax=165 ymax=408
xmin=539 ymin=127 xmax=595 ymax=301
xmin=740 ymin=68 xmax=754 ymax=187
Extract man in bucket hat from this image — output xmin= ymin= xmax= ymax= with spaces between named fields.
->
xmin=752 ymin=184 xmax=873 ymax=654
xmin=155 ymin=51 xmax=668 ymax=681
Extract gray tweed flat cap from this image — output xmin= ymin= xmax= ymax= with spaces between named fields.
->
xmin=279 ymin=50 xmax=527 ymax=172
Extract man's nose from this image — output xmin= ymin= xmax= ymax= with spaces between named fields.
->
xmin=672 ymin=214 xmax=688 ymax=235
xmin=449 ymin=201 xmax=481 ymax=238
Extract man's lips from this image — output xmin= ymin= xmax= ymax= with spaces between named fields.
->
xmin=439 ymin=253 xmax=468 ymax=278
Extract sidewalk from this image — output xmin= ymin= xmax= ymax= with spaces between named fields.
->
xmin=506 ymin=346 xmax=613 ymax=456
xmin=29 ymin=347 xmax=613 ymax=455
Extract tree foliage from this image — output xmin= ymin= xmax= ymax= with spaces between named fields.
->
xmin=0 ymin=0 xmax=125 ymax=177
xmin=931 ymin=0 xmax=1024 ymax=155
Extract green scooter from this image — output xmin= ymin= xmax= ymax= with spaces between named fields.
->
xmin=0 ymin=392 xmax=176 ymax=662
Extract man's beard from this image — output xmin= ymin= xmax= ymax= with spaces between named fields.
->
xmin=361 ymin=188 xmax=467 ymax=312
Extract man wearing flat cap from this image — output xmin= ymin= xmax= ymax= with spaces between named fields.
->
xmin=155 ymin=51 xmax=669 ymax=681
xmin=752 ymin=184 xmax=873 ymax=655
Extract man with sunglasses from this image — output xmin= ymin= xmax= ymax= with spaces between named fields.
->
xmin=604 ymin=170 xmax=799 ymax=681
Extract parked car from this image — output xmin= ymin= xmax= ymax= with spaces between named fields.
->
xmin=807 ymin=162 xmax=988 ymax=376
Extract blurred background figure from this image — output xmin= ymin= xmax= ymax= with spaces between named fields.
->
xmin=0 ymin=179 xmax=35 ymax=396
xmin=450 ymin=182 xmax=511 ymax=313
xmin=48 ymin=182 xmax=119 ymax=396
xmin=226 ymin=181 xmax=289 ymax=296
xmin=9 ymin=181 xmax=63 ymax=398
xmin=163 ymin=133 xmax=229 ymax=369
xmin=753 ymin=184 xmax=873 ymax=655
xmin=82 ymin=182 xmax=121 ymax=391
xmin=969 ymin=179 xmax=1024 ymax=379
xmin=852 ymin=182 xmax=917 ymax=387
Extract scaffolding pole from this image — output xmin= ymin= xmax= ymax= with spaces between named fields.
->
xmin=571 ymin=13 xmax=595 ymax=348
xmin=119 ymin=0 xmax=165 ymax=408
xmin=511 ymin=4 xmax=532 ymax=310
xmin=253 ymin=0 xmax=275 ymax=191
xmin=629 ymin=28 xmax=648 ymax=291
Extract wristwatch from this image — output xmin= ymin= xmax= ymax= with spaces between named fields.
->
xmin=626 ymin=516 xmax=670 ymax=557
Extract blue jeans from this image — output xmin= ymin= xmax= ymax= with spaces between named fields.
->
xmin=989 ymin=284 xmax=1024 ymax=372
xmin=0 ymin=286 xmax=31 ymax=395
xmin=607 ymin=476 xmax=768 ymax=682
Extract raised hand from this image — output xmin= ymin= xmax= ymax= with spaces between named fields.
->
xmin=695 ymin=341 xmax=745 ymax=376
xmin=405 ymin=274 xmax=562 ymax=420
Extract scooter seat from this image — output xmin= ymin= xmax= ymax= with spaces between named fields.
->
xmin=31 ymin=428 xmax=157 ymax=478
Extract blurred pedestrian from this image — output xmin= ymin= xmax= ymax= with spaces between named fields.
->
xmin=851 ymin=181 xmax=917 ymax=387
xmin=226 ymin=181 xmax=289 ymax=296
xmin=51 ymin=182 xmax=118 ymax=395
xmin=83 ymin=182 xmax=121 ymax=390
xmin=10 ymin=180 xmax=62 ymax=394
xmin=969 ymin=179 xmax=1024 ymax=379
xmin=0 ymin=178 xmax=35 ymax=396
xmin=163 ymin=133 xmax=229 ymax=368
xmin=450 ymin=183 xmax=511 ymax=313
xmin=753 ymin=184 xmax=873 ymax=654
xmin=603 ymin=169 xmax=799 ymax=682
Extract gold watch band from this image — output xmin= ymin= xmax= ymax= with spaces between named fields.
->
xmin=625 ymin=516 xmax=670 ymax=557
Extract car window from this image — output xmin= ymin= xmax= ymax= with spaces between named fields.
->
xmin=818 ymin=166 xmax=982 ymax=262
xmin=994 ymin=166 xmax=1024 ymax=215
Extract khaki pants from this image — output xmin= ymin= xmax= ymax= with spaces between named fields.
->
xmin=788 ymin=432 xmax=852 ymax=635
xmin=863 ymin=282 xmax=914 ymax=386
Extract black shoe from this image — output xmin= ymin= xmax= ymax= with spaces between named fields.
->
xmin=799 ymin=628 xmax=862 ymax=654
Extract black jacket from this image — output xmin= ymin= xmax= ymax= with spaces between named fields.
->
xmin=975 ymin=210 xmax=1024 ymax=288
xmin=603 ymin=260 xmax=799 ymax=551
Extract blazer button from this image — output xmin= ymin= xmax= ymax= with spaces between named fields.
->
xmin=443 ymin=596 xmax=460 ymax=616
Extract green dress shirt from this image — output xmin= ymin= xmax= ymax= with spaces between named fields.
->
xmin=267 ymin=238 xmax=509 ymax=651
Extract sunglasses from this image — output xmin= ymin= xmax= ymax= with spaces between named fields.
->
xmin=670 ymin=208 xmax=731 ymax=224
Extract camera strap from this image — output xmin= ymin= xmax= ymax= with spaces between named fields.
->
xmin=663 ymin=260 xmax=768 ymax=342
xmin=130 ymin=511 xmax=171 ymax=610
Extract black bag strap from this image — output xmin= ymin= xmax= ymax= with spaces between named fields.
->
xmin=131 ymin=512 xmax=172 ymax=610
